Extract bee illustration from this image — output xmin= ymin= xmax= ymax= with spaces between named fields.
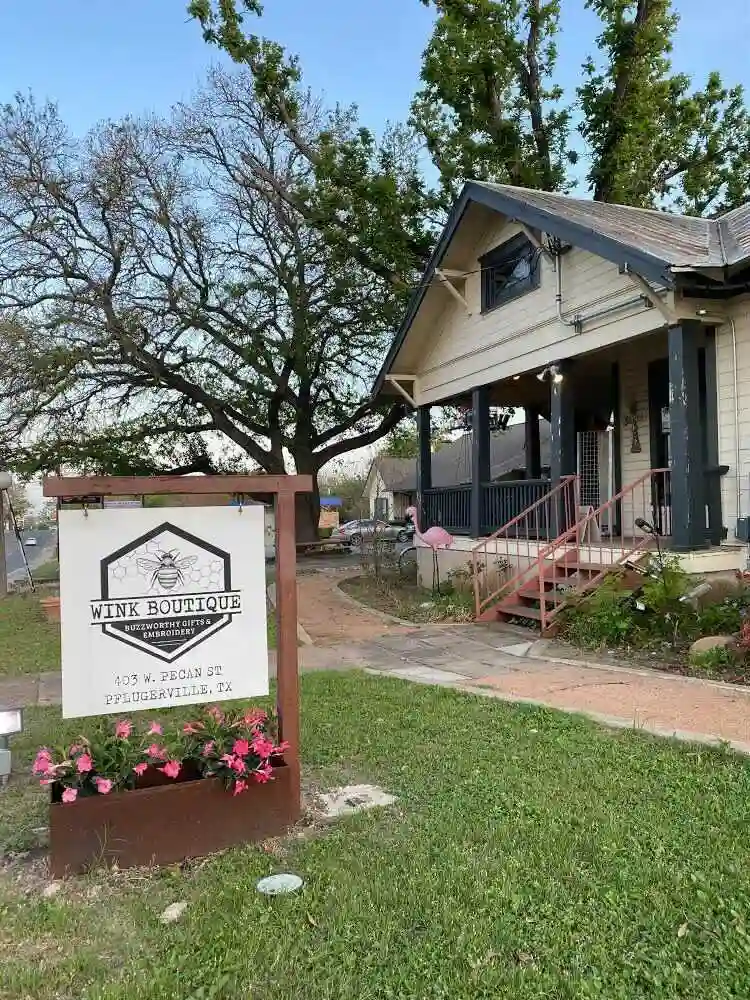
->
xmin=136 ymin=549 xmax=199 ymax=591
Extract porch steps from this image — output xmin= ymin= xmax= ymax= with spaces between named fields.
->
xmin=492 ymin=550 xmax=604 ymax=629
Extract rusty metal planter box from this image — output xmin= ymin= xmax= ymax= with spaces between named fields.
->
xmin=49 ymin=765 xmax=298 ymax=877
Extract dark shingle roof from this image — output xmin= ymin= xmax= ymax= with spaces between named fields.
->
xmin=375 ymin=456 xmax=416 ymax=492
xmin=476 ymin=183 xmax=725 ymax=270
xmin=374 ymin=420 xmax=551 ymax=492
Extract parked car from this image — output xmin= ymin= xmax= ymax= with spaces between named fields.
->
xmin=24 ymin=537 xmax=37 ymax=546
xmin=331 ymin=519 xmax=414 ymax=546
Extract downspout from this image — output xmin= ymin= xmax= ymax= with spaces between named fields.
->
xmin=555 ymin=252 xmax=578 ymax=329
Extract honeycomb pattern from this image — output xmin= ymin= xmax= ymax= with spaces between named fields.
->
xmin=106 ymin=534 xmax=226 ymax=595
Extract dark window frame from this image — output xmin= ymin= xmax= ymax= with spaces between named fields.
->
xmin=479 ymin=233 xmax=541 ymax=313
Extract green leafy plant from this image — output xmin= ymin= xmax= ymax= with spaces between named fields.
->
xmin=32 ymin=705 xmax=286 ymax=803
xmin=562 ymin=578 xmax=639 ymax=649
xmin=688 ymin=646 xmax=736 ymax=673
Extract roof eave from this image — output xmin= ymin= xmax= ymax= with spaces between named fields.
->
xmin=372 ymin=182 xmax=678 ymax=398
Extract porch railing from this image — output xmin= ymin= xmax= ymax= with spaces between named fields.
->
xmin=423 ymin=485 xmax=471 ymax=534
xmin=423 ymin=479 xmax=552 ymax=535
xmin=532 ymin=468 xmax=671 ymax=630
xmin=472 ymin=468 xmax=672 ymax=627
xmin=472 ymin=476 xmax=579 ymax=618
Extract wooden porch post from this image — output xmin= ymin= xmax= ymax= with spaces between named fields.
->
xmin=417 ymin=405 xmax=432 ymax=525
xmin=525 ymin=407 xmax=541 ymax=479
xmin=471 ymin=386 xmax=491 ymax=537
xmin=668 ymin=321 xmax=707 ymax=550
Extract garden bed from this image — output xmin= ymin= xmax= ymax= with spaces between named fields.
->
xmin=558 ymin=559 xmax=750 ymax=685
xmin=339 ymin=574 xmax=474 ymax=624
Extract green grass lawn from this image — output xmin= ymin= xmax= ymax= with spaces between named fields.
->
xmin=0 ymin=595 xmax=61 ymax=677
xmin=29 ymin=559 xmax=60 ymax=584
xmin=3 ymin=672 xmax=750 ymax=998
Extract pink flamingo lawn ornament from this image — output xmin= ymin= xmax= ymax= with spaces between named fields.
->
xmin=405 ymin=505 xmax=454 ymax=594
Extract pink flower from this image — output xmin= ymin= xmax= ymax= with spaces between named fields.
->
xmin=183 ymin=721 xmax=204 ymax=735
xmin=251 ymin=735 xmax=275 ymax=759
xmin=230 ymin=756 xmax=246 ymax=775
xmin=243 ymin=708 xmax=267 ymax=726
xmin=147 ymin=722 xmax=163 ymax=736
xmin=69 ymin=743 xmax=84 ymax=755
xmin=147 ymin=744 xmax=168 ymax=760
xmin=133 ymin=763 xmax=148 ymax=777
xmin=201 ymin=741 xmax=215 ymax=757
xmin=207 ymin=706 xmax=224 ymax=723
xmin=253 ymin=762 xmax=273 ymax=784
xmin=95 ymin=777 xmax=113 ymax=795
xmin=232 ymin=739 xmax=250 ymax=757
xmin=159 ymin=760 xmax=181 ymax=779
xmin=32 ymin=749 xmax=53 ymax=775
xmin=61 ymin=787 xmax=78 ymax=804
xmin=76 ymin=753 xmax=93 ymax=774
xmin=114 ymin=720 xmax=132 ymax=739
xmin=273 ymin=741 xmax=290 ymax=755
xmin=232 ymin=779 xmax=248 ymax=796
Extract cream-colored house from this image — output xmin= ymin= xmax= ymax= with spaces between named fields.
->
xmin=373 ymin=182 xmax=750 ymax=627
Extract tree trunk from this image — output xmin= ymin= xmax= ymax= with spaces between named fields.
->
xmin=294 ymin=481 xmax=320 ymax=543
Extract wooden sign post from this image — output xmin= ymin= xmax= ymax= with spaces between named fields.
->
xmin=43 ymin=473 xmax=311 ymax=836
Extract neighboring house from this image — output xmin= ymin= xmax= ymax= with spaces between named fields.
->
xmin=365 ymin=421 xmax=551 ymax=519
xmin=373 ymin=181 xmax=750 ymax=617
xmin=363 ymin=457 xmax=415 ymax=521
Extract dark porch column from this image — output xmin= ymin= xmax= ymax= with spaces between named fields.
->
xmin=416 ymin=404 xmax=431 ymax=525
xmin=550 ymin=362 xmax=576 ymax=481
xmin=549 ymin=362 xmax=576 ymax=537
xmin=471 ymin=386 xmax=491 ymax=537
xmin=668 ymin=320 xmax=706 ymax=550
xmin=525 ymin=407 xmax=541 ymax=479
xmin=702 ymin=329 xmax=726 ymax=544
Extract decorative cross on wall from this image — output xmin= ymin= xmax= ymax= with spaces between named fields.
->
xmin=624 ymin=403 xmax=641 ymax=453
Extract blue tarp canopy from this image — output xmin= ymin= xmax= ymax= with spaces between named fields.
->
xmin=319 ymin=496 xmax=342 ymax=507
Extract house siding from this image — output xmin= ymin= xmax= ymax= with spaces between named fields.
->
xmin=415 ymin=218 xmax=665 ymax=405
xmin=716 ymin=301 xmax=750 ymax=536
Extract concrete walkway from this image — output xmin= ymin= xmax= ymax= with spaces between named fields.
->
xmin=6 ymin=624 xmax=750 ymax=755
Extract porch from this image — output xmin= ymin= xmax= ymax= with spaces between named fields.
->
xmin=418 ymin=322 xmax=728 ymax=553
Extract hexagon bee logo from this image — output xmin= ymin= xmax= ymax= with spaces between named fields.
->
xmin=89 ymin=522 xmax=242 ymax=662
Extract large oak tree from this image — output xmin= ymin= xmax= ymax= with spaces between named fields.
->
xmin=0 ymin=73 xmax=433 ymax=538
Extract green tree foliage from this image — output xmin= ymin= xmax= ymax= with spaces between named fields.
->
xmin=0 ymin=80 xmax=421 ymax=540
xmin=412 ymin=0 xmax=572 ymax=203
xmin=578 ymin=0 xmax=750 ymax=213
xmin=191 ymin=0 xmax=750 ymax=215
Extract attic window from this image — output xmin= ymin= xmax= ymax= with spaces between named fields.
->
xmin=480 ymin=234 xmax=541 ymax=313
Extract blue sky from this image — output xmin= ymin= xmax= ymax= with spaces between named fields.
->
xmin=2 ymin=0 xmax=748 ymax=140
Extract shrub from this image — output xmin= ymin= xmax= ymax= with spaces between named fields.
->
xmin=689 ymin=646 xmax=736 ymax=673
xmin=696 ymin=600 xmax=744 ymax=636
xmin=562 ymin=578 xmax=640 ymax=649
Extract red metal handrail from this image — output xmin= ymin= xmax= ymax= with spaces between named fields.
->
xmin=535 ymin=468 xmax=670 ymax=630
xmin=472 ymin=475 xmax=579 ymax=617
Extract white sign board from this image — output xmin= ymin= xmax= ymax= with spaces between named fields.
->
xmin=58 ymin=506 xmax=269 ymax=718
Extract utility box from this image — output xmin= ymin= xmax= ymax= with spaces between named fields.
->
xmin=736 ymin=517 xmax=750 ymax=542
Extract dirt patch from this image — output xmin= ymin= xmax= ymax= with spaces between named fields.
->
xmin=296 ymin=571 xmax=411 ymax=644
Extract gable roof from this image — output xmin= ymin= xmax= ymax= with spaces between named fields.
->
xmin=372 ymin=420 xmax=551 ymax=493
xmin=373 ymin=181 xmax=750 ymax=397
xmin=373 ymin=456 xmax=415 ymax=492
